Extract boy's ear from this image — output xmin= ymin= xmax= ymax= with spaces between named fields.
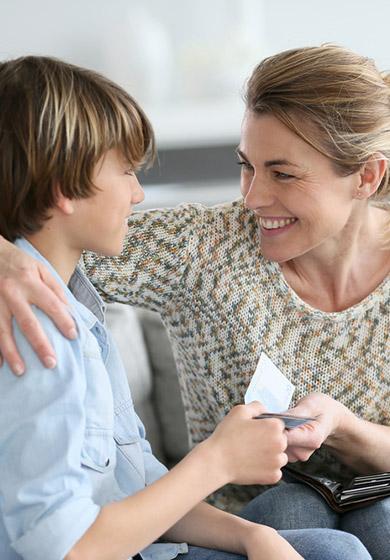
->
xmin=55 ymin=190 xmax=75 ymax=215
xmin=355 ymin=154 xmax=387 ymax=199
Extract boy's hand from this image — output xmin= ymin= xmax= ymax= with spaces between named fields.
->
xmin=0 ymin=236 xmax=76 ymax=374
xmin=206 ymin=401 xmax=288 ymax=486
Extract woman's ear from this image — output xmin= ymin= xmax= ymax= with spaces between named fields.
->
xmin=355 ymin=154 xmax=387 ymax=199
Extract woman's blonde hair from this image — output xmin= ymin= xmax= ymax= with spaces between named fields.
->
xmin=245 ymin=44 xmax=390 ymax=202
xmin=0 ymin=56 xmax=155 ymax=241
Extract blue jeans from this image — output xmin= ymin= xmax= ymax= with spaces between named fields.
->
xmin=239 ymin=481 xmax=389 ymax=559
xmin=184 ymin=528 xmax=370 ymax=560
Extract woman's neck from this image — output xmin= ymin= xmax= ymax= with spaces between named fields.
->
xmin=280 ymin=206 xmax=390 ymax=312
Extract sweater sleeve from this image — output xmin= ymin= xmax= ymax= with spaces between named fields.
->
xmin=82 ymin=204 xmax=205 ymax=313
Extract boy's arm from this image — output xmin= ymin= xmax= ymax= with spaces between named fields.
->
xmin=66 ymin=403 xmax=292 ymax=560
xmin=133 ymin=402 xmax=302 ymax=559
xmin=163 ymin=502 xmax=303 ymax=560
xmin=0 ymin=310 xmax=101 ymax=560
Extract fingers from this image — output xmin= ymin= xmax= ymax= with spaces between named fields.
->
xmin=286 ymin=422 xmax=323 ymax=463
xmin=244 ymin=400 xmax=268 ymax=416
xmin=38 ymin=263 xmax=69 ymax=306
xmin=0 ymin=267 xmax=77 ymax=375
xmin=0 ymin=302 xmax=25 ymax=375
xmin=280 ymin=451 xmax=289 ymax=468
xmin=6 ymin=260 xmax=76 ymax=341
xmin=221 ymin=404 xmax=289 ymax=485
xmin=287 ymin=448 xmax=313 ymax=463
xmin=0 ymin=249 xmax=77 ymax=374
xmin=10 ymin=294 xmax=61 ymax=369
xmin=31 ymin=282 xmax=76 ymax=340
xmin=286 ymin=422 xmax=321 ymax=446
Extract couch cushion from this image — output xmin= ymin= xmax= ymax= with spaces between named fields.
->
xmin=105 ymin=303 xmax=164 ymax=459
xmin=137 ymin=309 xmax=189 ymax=464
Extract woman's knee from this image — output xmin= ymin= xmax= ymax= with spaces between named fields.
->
xmin=341 ymin=499 xmax=390 ymax=559
xmin=239 ymin=483 xmax=338 ymax=530
xmin=322 ymin=531 xmax=371 ymax=560
xmin=281 ymin=529 xmax=371 ymax=560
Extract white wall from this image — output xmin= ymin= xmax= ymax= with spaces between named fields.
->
xmin=261 ymin=0 xmax=390 ymax=70
xmin=1 ymin=0 xmax=389 ymax=147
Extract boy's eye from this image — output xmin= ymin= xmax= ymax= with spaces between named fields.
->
xmin=236 ymin=160 xmax=253 ymax=172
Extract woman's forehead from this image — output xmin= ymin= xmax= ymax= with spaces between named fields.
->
xmin=239 ymin=113 xmax=335 ymax=172
xmin=240 ymin=114 xmax=301 ymax=156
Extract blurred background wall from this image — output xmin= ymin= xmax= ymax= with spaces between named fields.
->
xmin=1 ymin=0 xmax=390 ymax=208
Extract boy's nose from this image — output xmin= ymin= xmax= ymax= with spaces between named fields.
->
xmin=133 ymin=176 xmax=145 ymax=205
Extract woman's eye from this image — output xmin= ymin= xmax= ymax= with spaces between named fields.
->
xmin=274 ymin=171 xmax=294 ymax=180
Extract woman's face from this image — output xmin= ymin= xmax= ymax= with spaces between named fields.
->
xmin=238 ymin=112 xmax=361 ymax=263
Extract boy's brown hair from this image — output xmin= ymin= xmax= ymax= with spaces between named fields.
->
xmin=0 ymin=56 xmax=155 ymax=241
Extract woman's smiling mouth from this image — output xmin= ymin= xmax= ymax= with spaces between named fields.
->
xmin=258 ymin=216 xmax=298 ymax=237
xmin=259 ymin=217 xmax=297 ymax=229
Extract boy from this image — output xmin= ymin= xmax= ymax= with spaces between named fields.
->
xmin=0 ymin=56 xmax=365 ymax=560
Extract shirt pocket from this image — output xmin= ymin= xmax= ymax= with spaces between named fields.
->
xmin=114 ymin=401 xmax=145 ymax=482
xmin=81 ymin=427 xmax=116 ymax=473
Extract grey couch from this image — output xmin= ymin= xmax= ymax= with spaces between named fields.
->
xmin=105 ymin=303 xmax=189 ymax=466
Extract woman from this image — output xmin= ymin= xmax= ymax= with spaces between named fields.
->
xmin=0 ymin=45 xmax=389 ymax=558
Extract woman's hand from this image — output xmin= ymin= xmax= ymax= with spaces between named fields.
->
xmin=0 ymin=236 xmax=76 ymax=374
xmin=286 ymin=392 xmax=390 ymax=473
xmin=284 ymin=393 xmax=352 ymax=462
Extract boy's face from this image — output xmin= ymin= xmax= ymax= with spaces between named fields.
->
xmin=70 ymin=149 xmax=145 ymax=256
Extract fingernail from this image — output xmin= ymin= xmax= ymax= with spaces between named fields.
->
xmin=68 ymin=328 xmax=77 ymax=339
xmin=44 ymin=356 xmax=57 ymax=369
xmin=13 ymin=363 xmax=25 ymax=376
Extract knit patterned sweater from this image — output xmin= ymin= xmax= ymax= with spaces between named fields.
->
xmin=83 ymin=198 xmax=390 ymax=511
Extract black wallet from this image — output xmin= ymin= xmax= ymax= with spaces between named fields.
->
xmin=284 ymin=466 xmax=390 ymax=512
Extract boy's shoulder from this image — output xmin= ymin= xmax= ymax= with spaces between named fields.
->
xmin=13 ymin=304 xmax=88 ymax=369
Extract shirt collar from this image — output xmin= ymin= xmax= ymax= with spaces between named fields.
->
xmin=14 ymin=238 xmax=105 ymax=328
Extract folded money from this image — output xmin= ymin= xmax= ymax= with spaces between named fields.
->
xmin=254 ymin=412 xmax=317 ymax=429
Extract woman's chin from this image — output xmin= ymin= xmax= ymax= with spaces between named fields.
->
xmin=260 ymin=244 xmax=292 ymax=263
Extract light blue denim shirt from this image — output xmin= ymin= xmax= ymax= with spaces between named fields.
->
xmin=0 ymin=239 xmax=188 ymax=560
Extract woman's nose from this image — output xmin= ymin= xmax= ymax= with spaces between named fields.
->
xmin=244 ymin=176 xmax=274 ymax=210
